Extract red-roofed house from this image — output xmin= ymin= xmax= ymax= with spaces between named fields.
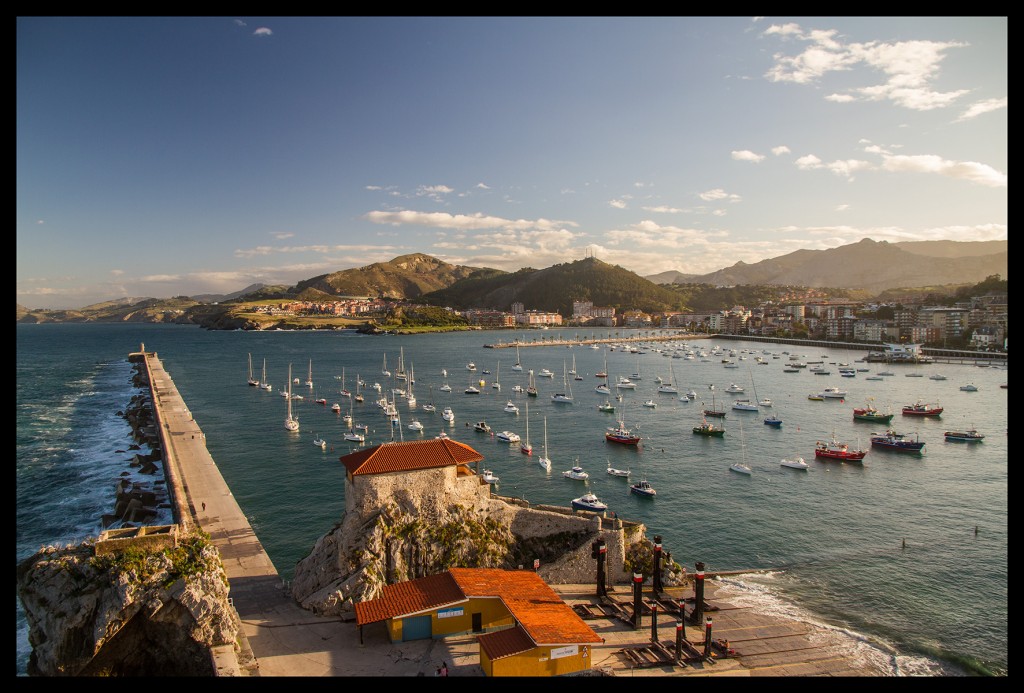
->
xmin=355 ymin=567 xmax=603 ymax=676
xmin=340 ymin=438 xmax=490 ymax=517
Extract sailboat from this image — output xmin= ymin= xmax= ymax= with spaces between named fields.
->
xmin=406 ymin=363 xmax=417 ymax=407
xmin=657 ymin=362 xmax=678 ymax=394
xmin=247 ymin=353 xmax=259 ymax=386
xmin=313 ymin=433 xmax=326 ymax=449
xmin=305 ymin=359 xmax=314 ymax=388
xmin=703 ymin=384 xmax=726 ymax=418
xmin=729 ymin=421 xmax=753 ymax=475
xmin=511 ymin=344 xmax=523 ymax=372
xmin=526 ymin=369 xmax=538 ymax=397
xmin=595 ymin=352 xmax=611 ymax=395
xmin=395 ymin=347 xmax=407 ymax=381
xmin=421 ymin=386 xmax=436 ymax=413
xmin=538 ymin=417 xmax=551 ymax=470
xmin=551 ymin=360 xmax=574 ymax=403
xmin=492 ymin=361 xmax=501 ymax=390
xmin=750 ymin=367 xmax=771 ymax=407
xmin=354 ymin=374 xmax=364 ymax=403
xmin=340 ymin=368 xmax=351 ymax=398
xmin=284 ymin=364 xmax=299 ymax=431
xmin=569 ymin=353 xmax=577 ymax=375
xmin=381 ymin=353 xmax=391 ymax=377
xmin=520 ymin=401 xmax=533 ymax=455
xmin=439 ymin=375 xmax=452 ymax=392
xmin=260 ymin=359 xmax=272 ymax=391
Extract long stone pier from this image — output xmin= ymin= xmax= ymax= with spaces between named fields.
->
xmin=133 ymin=346 xmax=414 ymax=676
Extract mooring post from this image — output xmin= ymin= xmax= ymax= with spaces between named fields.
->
xmin=703 ymin=616 xmax=713 ymax=659
xmin=675 ymin=621 xmax=683 ymax=662
xmin=652 ymin=535 xmax=663 ymax=597
xmin=651 ymin=603 xmax=659 ymax=643
xmin=691 ymin=561 xmax=706 ymax=625
xmin=632 ymin=572 xmax=643 ymax=630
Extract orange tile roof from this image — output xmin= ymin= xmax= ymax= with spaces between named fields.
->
xmin=355 ymin=568 xmax=601 ymax=651
xmin=340 ymin=438 xmax=484 ymax=477
xmin=478 ymin=624 xmax=536 ymax=660
xmin=354 ymin=572 xmax=466 ymax=626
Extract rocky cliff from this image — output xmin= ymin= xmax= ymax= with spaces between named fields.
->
xmin=17 ymin=533 xmax=242 ymax=676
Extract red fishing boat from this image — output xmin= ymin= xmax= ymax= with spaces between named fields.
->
xmin=814 ymin=434 xmax=867 ymax=462
xmin=605 ymin=420 xmax=641 ymax=445
xmin=901 ymin=400 xmax=943 ymax=417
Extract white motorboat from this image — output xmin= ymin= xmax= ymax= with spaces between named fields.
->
xmin=503 ymin=400 xmax=520 ymax=414
xmin=442 ymin=407 xmax=455 ymax=422
xmin=607 ymin=463 xmax=631 ymax=477
xmin=496 ymin=430 xmax=520 ymax=443
xmin=482 ymin=470 xmax=499 ymax=484
xmin=562 ymin=463 xmax=589 ymax=480
xmin=780 ymin=457 xmax=810 ymax=470
xmin=821 ymin=386 xmax=848 ymax=398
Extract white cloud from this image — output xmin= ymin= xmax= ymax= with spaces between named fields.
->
xmin=363 ymin=209 xmax=577 ymax=232
xmin=794 ymin=154 xmax=823 ymax=170
xmin=771 ymin=146 xmax=791 ymax=156
xmin=642 ymin=205 xmax=686 ymax=214
xmin=253 ymin=27 xmax=272 ymax=37
xmin=110 ymin=269 xmax=125 ymax=276
xmin=475 ymin=182 xmax=491 ymax=189
xmin=731 ymin=149 xmax=765 ymax=163
xmin=699 ymin=188 xmax=741 ymax=202
xmin=763 ymin=23 xmax=803 ymax=38
xmin=954 ymin=97 xmax=1008 ymax=122
xmin=881 ymin=154 xmax=1007 ymax=187
xmin=835 ymin=204 xmax=850 ymax=211
xmin=609 ymin=199 xmax=627 ymax=209
xmin=764 ymin=24 xmax=971 ymax=111
xmin=417 ymin=184 xmax=454 ymax=195
xmin=273 ymin=232 xmax=294 ymax=240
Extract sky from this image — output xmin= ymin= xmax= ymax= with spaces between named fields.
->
xmin=17 ymin=17 xmax=1007 ymax=310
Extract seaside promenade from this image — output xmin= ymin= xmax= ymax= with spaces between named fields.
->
xmin=140 ymin=347 xmax=889 ymax=677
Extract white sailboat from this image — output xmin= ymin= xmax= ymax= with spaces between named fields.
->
xmin=521 ymin=401 xmax=533 ymax=455
xmin=538 ymin=416 xmax=551 ymax=470
xmin=395 ymin=347 xmax=407 ymax=381
xmin=421 ymin=386 xmax=436 ymax=413
xmin=305 ymin=359 xmax=314 ymax=388
xmin=381 ymin=352 xmax=391 ymax=377
xmin=406 ymin=363 xmax=417 ymax=407
xmin=354 ymin=374 xmax=364 ymax=403
xmin=729 ymin=421 xmax=752 ymax=475
xmin=552 ymin=360 xmax=574 ymax=403
xmin=657 ymin=362 xmax=678 ymax=394
xmin=284 ymin=364 xmax=299 ymax=431
xmin=492 ymin=361 xmax=501 ymax=390
xmin=340 ymin=367 xmax=351 ymax=398
xmin=569 ymin=353 xmax=577 ymax=375
xmin=247 ymin=353 xmax=259 ymax=386
xmin=260 ymin=358 xmax=272 ymax=391
xmin=511 ymin=345 xmax=523 ymax=372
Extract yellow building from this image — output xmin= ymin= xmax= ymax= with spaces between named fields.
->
xmin=355 ymin=567 xmax=603 ymax=677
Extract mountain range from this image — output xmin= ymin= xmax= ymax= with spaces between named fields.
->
xmin=16 ymin=239 xmax=1006 ymax=324
xmin=645 ymin=239 xmax=1006 ymax=292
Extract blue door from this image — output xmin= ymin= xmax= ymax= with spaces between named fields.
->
xmin=402 ymin=615 xmax=432 ymax=641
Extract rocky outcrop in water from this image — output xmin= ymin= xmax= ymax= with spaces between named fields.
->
xmin=16 ymin=534 xmax=240 ymax=676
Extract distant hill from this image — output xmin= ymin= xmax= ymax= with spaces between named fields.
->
xmin=189 ymin=284 xmax=269 ymax=304
xmin=645 ymin=270 xmax=702 ymax=285
xmin=423 ymin=257 xmax=685 ymax=315
xmin=648 ymin=239 xmax=1006 ymax=293
xmin=293 ymin=253 xmax=485 ymax=299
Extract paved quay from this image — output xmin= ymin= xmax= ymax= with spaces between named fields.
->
xmin=144 ymin=350 xmax=888 ymax=677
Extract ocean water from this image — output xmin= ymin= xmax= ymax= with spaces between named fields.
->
xmin=16 ymin=323 xmax=1008 ymax=676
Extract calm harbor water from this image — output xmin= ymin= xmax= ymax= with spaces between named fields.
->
xmin=16 ymin=323 xmax=1007 ymax=676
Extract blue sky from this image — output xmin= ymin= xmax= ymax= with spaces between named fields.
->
xmin=17 ymin=17 xmax=1006 ymax=310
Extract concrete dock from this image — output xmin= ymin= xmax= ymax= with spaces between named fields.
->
xmin=140 ymin=348 xmax=889 ymax=677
